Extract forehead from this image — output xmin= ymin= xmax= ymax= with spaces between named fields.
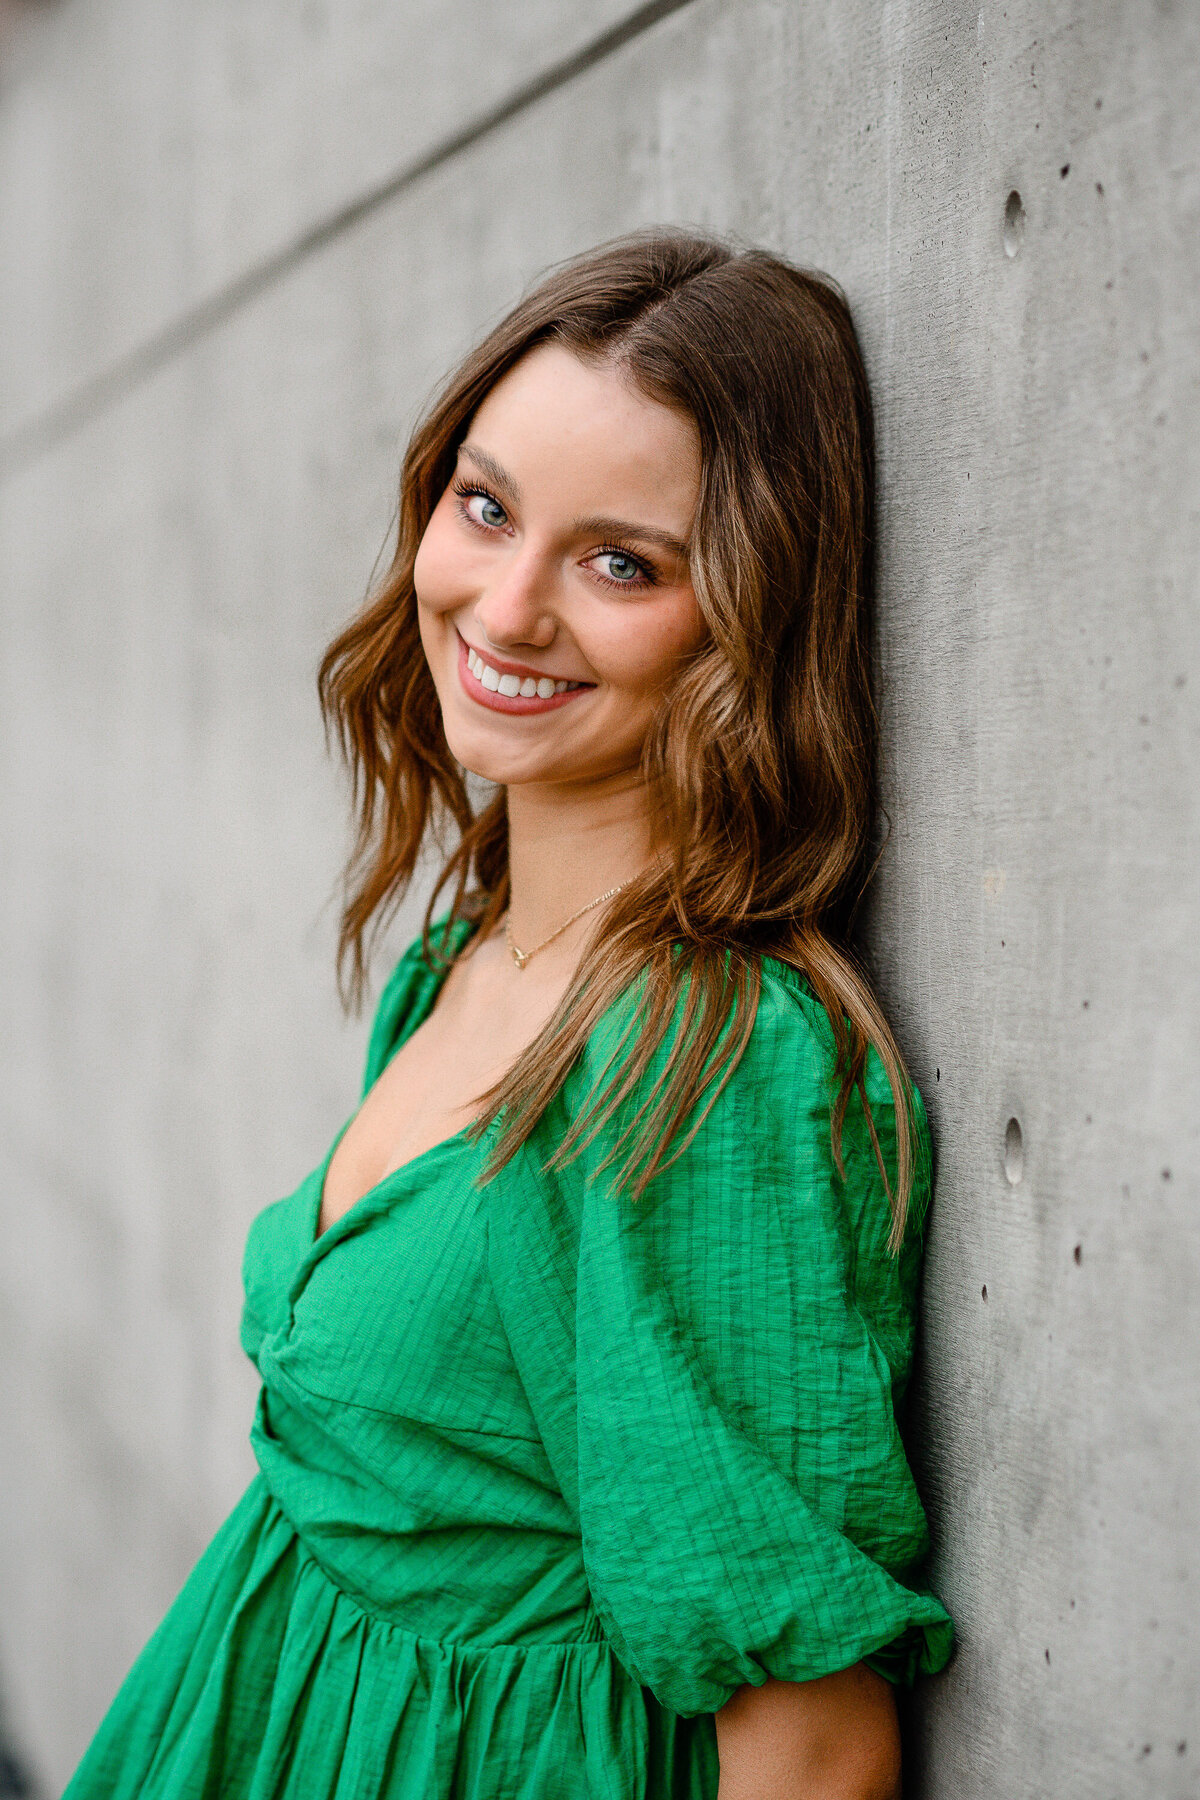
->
xmin=466 ymin=343 xmax=700 ymax=513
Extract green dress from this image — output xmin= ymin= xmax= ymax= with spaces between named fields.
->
xmin=65 ymin=918 xmax=953 ymax=1799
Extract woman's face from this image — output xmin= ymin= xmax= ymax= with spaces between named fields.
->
xmin=414 ymin=343 xmax=705 ymax=792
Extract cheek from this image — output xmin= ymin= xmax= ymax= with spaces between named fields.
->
xmin=590 ymin=595 xmax=706 ymax=695
xmin=413 ymin=504 xmax=466 ymax=614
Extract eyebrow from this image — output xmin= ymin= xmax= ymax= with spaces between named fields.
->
xmin=458 ymin=443 xmax=690 ymax=564
xmin=571 ymin=514 xmax=690 ymax=563
xmin=458 ymin=443 xmax=521 ymax=503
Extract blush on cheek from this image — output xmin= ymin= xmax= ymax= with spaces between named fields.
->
xmin=412 ymin=493 xmax=469 ymax=614
xmin=412 ymin=534 xmax=448 ymax=614
xmin=592 ymin=610 xmax=704 ymax=700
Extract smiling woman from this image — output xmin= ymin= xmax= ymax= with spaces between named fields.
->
xmin=415 ymin=344 xmax=703 ymax=802
xmin=429 ymin=357 xmax=699 ymax=729
xmin=65 ymin=232 xmax=953 ymax=1800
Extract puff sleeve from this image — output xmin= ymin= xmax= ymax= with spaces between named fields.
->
xmin=489 ymin=960 xmax=954 ymax=1717
xmin=360 ymin=914 xmax=476 ymax=1096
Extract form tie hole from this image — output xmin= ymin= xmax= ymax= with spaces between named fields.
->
xmin=1004 ymin=1117 xmax=1024 ymax=1184
xmin=1003 ymin=190 xmax=1026 ymax=257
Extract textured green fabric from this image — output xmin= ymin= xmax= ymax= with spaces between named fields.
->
xmin=66 ymin=916 xmax=953 ymax=1799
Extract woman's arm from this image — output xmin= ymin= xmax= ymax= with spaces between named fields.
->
xmin=714 ymin=1663 xmax=902 ymax=1800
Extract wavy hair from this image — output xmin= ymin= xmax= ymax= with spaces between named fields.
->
xmin=318 ymin=230 xmax=920 ymax=1249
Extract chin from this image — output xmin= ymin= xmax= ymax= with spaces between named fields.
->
xmin=440 ymin=719 xmax=563 ymax=790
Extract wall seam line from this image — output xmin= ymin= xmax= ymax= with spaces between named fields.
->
xmin=0 ymin=0 xmax=698 ymax=484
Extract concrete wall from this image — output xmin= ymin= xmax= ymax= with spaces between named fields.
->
xmin=1 ymin=1 xmax=1196 ymax=1793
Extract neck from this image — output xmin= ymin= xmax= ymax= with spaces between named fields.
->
xmin=504 ymin=771 xmax=656 ymax=945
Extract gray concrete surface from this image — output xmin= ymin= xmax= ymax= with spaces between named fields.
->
xmin=1 ymin=0 xmax=1196 ymax=1793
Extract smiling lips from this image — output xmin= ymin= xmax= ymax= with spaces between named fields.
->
xmin=456 ymin=631 xmax=594 ymax=715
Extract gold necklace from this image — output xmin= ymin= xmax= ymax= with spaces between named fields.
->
xmin=504 ymin=880 xmax=633 ymax=970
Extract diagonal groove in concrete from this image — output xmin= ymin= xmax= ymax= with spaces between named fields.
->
xmin=0 ymin=0 xmax=698 ymax=483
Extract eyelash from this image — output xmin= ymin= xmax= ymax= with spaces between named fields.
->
xmin=450 ymin=480 xmax=658 ymax=591
xmin=451 ymin=479 xmax=507 ymax=527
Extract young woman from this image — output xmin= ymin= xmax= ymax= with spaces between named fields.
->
xmin=66 ymin=232 xmax=953 ymax=1799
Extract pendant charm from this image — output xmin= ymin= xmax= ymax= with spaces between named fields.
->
xmin=502 ymin=876 xmax=632 ymax=971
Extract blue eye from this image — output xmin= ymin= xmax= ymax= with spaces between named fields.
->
xmin=463 ymin=491 xmax=508 ymax=529
xmin=596 ymin=551 xmax=643 ymax=583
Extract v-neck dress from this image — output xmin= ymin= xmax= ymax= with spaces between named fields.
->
xmin=65 ymin=918 xmax=953 ymax=1799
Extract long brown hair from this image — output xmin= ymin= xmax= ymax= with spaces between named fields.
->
xmin=319 ymin=230 xmax=920 ymax=1249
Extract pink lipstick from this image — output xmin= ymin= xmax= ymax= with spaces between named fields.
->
xmin=455 ymin=631 xmax=595 ymax=716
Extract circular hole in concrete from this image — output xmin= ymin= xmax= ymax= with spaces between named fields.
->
xmin=1003 ymin=189 xmax=1026 ymax=257
xmin=1004 ymin=1116 xmax=1024 ymax=1184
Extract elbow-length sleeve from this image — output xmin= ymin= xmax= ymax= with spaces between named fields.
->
xmin=490 ymin=960 xmax=953 ymax=1718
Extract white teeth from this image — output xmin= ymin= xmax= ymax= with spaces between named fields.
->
xmin=465 ymin=642 xmax=582 ymax=700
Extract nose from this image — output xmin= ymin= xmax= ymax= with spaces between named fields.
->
xmin=472 ymin=544 xmax=558 ymax=652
